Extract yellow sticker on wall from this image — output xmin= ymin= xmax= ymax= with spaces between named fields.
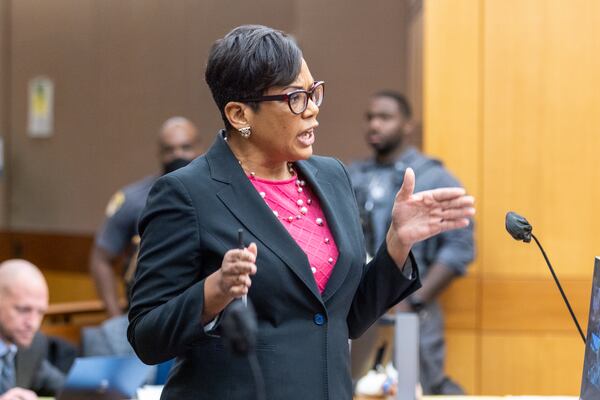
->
xmin=28 ymin=76 xmax=54 ymax=138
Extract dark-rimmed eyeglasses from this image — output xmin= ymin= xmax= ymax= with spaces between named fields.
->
xmin=240 ymin=81 xmax=325 ymax=115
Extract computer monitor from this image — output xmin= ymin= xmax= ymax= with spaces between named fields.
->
xmin=56 ymin=355 xmax=151 ymax=400
xmin=580 ymin=257 xmax=600 ymax=399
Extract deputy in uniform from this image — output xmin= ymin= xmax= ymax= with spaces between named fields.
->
xmin=349 ymin=91 xmax=475 ymax=395
xmin=86 ymin=117 xmax=202 ymax=355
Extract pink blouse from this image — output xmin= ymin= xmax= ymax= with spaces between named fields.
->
xmin=249 ymin=173 xmax=339 ymax=293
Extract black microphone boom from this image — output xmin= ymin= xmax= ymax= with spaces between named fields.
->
xmin=504 ymin=211 xmax=586 ymax=344
xmin=222 ymin=298 xmax=257 ymax=356
xmin=222 ymin=299 xmax=266 ymax=400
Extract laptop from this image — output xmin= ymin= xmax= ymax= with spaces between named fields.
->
xmin=56 ymin=355 xmax=152 ymax=400
xmin=580 ymin=257 xmax=600 ymax=399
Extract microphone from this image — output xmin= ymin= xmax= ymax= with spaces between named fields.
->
xmin=222 ymin=298 xmax=257 ymax=356
xmin=505 ymin=211 xmax=533 ymax=243
xmin=505 ymin=211 xmax=586 ymax=344
xmin=221 ymin=298 xmax=265 ymax=400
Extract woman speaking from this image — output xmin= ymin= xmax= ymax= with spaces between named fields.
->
xmin=127 ymin=25 xmax=474 ymax=400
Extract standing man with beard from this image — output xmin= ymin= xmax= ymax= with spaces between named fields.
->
xmin=87 ymin=117 xmax=202 ymax=356
xmin=348 ymin=91 xmax=474 ymax=395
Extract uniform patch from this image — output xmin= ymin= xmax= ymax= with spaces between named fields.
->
xmin=105 ymin=191 xmax=126 ymax=217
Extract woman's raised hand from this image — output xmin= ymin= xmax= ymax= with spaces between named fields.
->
xmin=385 ymin=168 xmax=475 ymax=265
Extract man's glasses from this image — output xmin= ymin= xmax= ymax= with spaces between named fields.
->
xmin=240 ymin=81 xmax=324 ymax=115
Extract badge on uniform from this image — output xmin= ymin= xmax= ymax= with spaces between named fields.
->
xmin=105 ymin=191 xmax=125 ymax=217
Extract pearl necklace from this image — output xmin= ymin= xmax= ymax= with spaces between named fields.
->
xmin=225 ymin=138 xmax=330 ymax=246
xmin=243 ymin=163 xmax=327 ymax=230
xmin=244 ymin=163 xmax=336 ymax=269
xmin=223 ymin=134 xmax=296 ymax=180
xmin=241 ymin=160 xmax=296 ymax=181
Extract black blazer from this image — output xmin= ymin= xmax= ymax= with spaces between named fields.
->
xmin=15 ymin=332 xmax=66 ymax=396
xmin=128 ymin=132 xmax=420 ymax=400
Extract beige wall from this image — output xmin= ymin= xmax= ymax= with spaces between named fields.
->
xmin=406 ymin=0 xmax=423 ymax=123
xmin=425 ymin=0 xmax=599 ymax=395
xmin=0 ymin=0 xmax=9 ymax=228
xmin=3 ymin=0 xmax=419 ymax=233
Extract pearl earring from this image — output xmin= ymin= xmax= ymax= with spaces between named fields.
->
xmin=239 ymin=127 xmax=252 ymax=138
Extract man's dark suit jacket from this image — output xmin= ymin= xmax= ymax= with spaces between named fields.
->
xmin=128 ymin=132 xmax=421 ymax=400
xmin=15 ymin=332 xmax=65 ymax=396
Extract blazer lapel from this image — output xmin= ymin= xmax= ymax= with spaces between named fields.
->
xmin=15 ymin=336 xmax=42 ymax=388
xmin=206 ymin=133 xmax=322 ymax=302
xmin=296 ymin=160 xmax=353 ymax=303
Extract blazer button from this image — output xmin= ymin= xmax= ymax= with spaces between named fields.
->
xmin=313 ymin=313 xmax=326 ymax=326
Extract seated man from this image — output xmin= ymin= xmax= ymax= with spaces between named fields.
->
xmin=0 ymin=259 xmax=65 ymax=400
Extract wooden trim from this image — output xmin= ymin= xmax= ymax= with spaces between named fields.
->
xmin=0 ymin=231 xmax=10 ymax=260
xmin=43 ymin=298 xmax=126 ymax=345
xmin=46 ymin=298 xmax=126 ymax=318
xmin=47 ymin=299 xmax=106 ymax=315
xmin=481 ymin=278 xmax=591 ymax=332
xmin=1 ymin=230 xmax=94 ymax=272
xmin=440 ymin=275 xmax=479 ymax=330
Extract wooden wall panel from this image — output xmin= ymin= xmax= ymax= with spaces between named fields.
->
xmin=482 ymin=0 xmax=600 ymax=279
xmin=423 ymin=0 xmax=481 ymax=196
xmin=481 ymin=278 xmax=591 ymax=333
xmin=44 ymin=270 xmax=105 ymax=303
xmin=423 ymin=0 xmax=481 ymax=275
xmin=424 ymin=2 xmax=482 ymax=394
xmin=480 ymin=333 xmax=583 ymax=395
xmin=0 ymin=231 xmax=130 ymax=305
xmin=425 ymin=0 xmax=600 ymax=395
xmin=445 ymin=330 xmax=477 ymax=394
xmin=1 ymin=231 xmax=104 ymax=303
xmin=8 ymin=231 xmax=93 ymax=272
xmin=440 ymin=275 xmax=478 ymax=330
xmin=0 ymin=231 xmax=9 ymax=261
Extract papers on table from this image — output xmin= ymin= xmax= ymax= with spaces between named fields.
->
xmin=136 ymin=385 xmax=164 ymax=400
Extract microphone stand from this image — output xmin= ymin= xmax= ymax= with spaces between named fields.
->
xmin=248 ymin=353 xmax=266 ymax=400
xmin=532 ymin=233 xmax=586 ymax=344
xmin=222 ymin=298 xmax=266 ymax=400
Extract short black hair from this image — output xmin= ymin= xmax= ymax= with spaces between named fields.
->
xmin=205 ymin=25 xmax=303 ymax=130
xmin=373 ymin=90 xmax=412 ymax=119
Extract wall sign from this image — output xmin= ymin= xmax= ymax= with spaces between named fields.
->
xmin=27 ymin=76 xmax=54 ymax=138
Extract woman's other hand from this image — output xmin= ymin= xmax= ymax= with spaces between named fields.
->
xmin=217 ymin=243 xmax=258 ymax=299
xmin=202 ymin=243 xmax=257 ymax=324
xmin=0 ymin=387 xmax=38 ymax=400
xmin=385 ymin=168 xmax=475 ymax=266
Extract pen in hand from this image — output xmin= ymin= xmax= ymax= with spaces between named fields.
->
xmin=238 ymin=228 xmax=248 ymax=306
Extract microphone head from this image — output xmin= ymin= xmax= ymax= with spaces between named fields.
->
xmin=505 ymin=211 xmax=533 ymax=243
xmin=221 ymin=298 xmax=257 ymax=356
